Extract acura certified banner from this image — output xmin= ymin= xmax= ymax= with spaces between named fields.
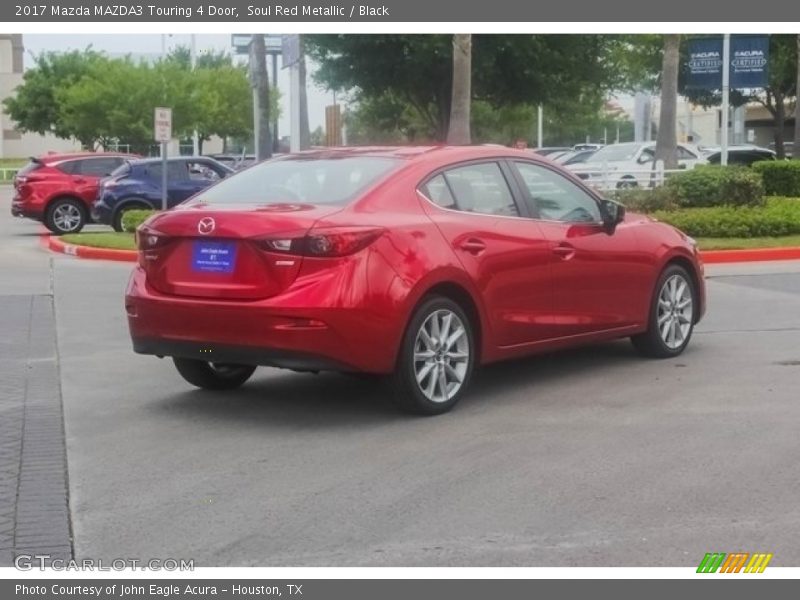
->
xmin=687 ymin=35 xmax=770 ymax=90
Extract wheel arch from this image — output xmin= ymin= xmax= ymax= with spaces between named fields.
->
xmin=45 ymin=194 xmax=88 ymax=216
xmin=404 ymin=279 xmax=487 ymax=366
xmin=661 ymin=252 xmax=704 ymax=324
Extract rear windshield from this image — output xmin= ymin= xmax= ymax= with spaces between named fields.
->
xmin=193 ymin=156 xmax=403 ymax=205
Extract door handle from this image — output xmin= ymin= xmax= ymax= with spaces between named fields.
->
xmin=74 ymin=177 xmax=86 ymax=184
xmin=552 ymin=243 xmax=576 ymax=260
xmin=459 ymin=238 xmax=486 ymax=255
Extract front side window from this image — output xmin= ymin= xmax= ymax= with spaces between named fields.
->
xmin=514 ymin=162 xmax=602 ymax=224
xmin=439 ymin=162 xmax=519 ymax=217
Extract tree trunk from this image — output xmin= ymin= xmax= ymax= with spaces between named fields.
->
xmin=298 ymin=36 xmax=311 ymax=150
xmin=447 ymin=34 xmax=472 ymax=145
xmin=250 ymin=34 xmax=272 ymax=161
xmin=654 ymin=34 xmax=680 ymax=170
xmin=794 ymin=34 xmax=800 ymax=159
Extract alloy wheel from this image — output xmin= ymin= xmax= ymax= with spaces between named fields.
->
xmin=413 ymin=309 xmax=470 ymax=403
xmin=657 ymin=274 xmax=694 ymax=349
xmin=52 ymin=203 xmax=82 ymax=233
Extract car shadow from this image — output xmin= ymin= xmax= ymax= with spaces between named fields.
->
xmin=150 ymin=339 xmax=657 ymax=428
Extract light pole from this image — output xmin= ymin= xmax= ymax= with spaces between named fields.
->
xmin=191 ymin=34 xmax=199 ymax=156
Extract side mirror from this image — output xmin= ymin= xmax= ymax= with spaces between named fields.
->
xmin=600 ymin=199 xmax=625 ymax=234
xmin=637 ymin=154 xmax=652 ymax=165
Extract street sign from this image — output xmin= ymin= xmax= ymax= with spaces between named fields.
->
xmin=282 ymin=34 xmax=301 ymax=68
xmin=232 ymin=34 xmax=283 ymax=55
xmin=686 ymin=35 xmax=769 ymax=90
xmin=154 ymin=107 xmax=172 ymax=142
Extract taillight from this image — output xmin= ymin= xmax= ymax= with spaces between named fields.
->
xmin=135 ymin=225 xmax=172 ymax=251
xmin=258 ymin=226 xmax=384 ymax=257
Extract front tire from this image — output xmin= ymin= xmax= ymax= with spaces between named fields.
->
xmin=172 ymin=358 xmax=256 ymax=390
xmin=45 ymin=197 xmax=86 ymax=234
xmin=631 ymin=264 xmax=696 ymax=358
xmin=390 ymin=296 xmax=475 ymax=415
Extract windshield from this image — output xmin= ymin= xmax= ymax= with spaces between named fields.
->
xmin=193 ymin=156 xmax=403 ymax=205
xmin=588 ymin=144 xmax=643 ymax=163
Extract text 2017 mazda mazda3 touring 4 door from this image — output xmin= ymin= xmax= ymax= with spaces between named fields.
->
xmin=126 ymin=146 xmax=705 ymax=414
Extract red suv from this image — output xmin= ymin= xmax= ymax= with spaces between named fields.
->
xmin=11 ymin=152 xmax=139 ymax=234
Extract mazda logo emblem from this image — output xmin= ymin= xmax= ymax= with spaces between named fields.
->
xmin=198 ymin=217 xmax=215 ymax=235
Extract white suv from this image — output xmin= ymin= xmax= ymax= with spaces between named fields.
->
xmin=567 ymin=142 xmax=707 ymax=189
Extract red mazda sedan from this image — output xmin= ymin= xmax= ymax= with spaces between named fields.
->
xmin=126 ymin=146 xmax=705 ymax=414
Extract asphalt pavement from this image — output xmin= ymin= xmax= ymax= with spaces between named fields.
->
xmin=1 ymin=186 xmax=799 ymax=567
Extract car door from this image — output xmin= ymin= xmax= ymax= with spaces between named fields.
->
xmin=165 ymin=161 xmax=198 ymax=206
xmin=510 ymin=160 xmax=651 ymax=338
xmin=419 ymin=161 xmax=556 ymax=347
xmin=69 ymin=157 xmax=124 ymax=206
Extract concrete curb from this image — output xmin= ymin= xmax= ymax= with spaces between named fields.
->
xmin=42 ymin=233 xmax=800 ymax=266
xmin=701 ymin=246 xmax=800 ymax=264
xmin=46 ymin=235 xmax=138 ymax=263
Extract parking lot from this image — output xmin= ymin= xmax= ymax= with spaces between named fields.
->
xmin=2 ymin=185 xmax=800 ymax=567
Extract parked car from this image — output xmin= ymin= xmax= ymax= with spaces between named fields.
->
xmin=568 ymin=142 xmax=707 ymax=189
xmin=572 ymin=143 xmax=605 ymax=151
xmin=532 ymin=146 xmax=571 ymax=157
xmin=702 ymin=145 xmax=776 ymax=166
xmin=553 ymin=149 xmax=598 ymax=166
xmin=126 ymin=146 xmax=706 ymax=415
xmin=93 ymin=157 xmax=234 ymax=231
xmin=205 ymin=153 xmax=257 ymax=171
xmin=767 ymin=141 xmax=794 ymax=158
xmin=11 ymin=152 xmax=139 ymax=234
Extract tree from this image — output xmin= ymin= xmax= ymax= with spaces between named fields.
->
xmin=654 ymin=35 xmax=680 ymax=169
xmin=447 ymin=34 xmax=472 ymax=144
xmin=249 ymin=34 xmax=272 ymax=160
xmin=2 ymin=48 xmax=109 ymax=147
xmin=306 ymin=35 xmax=621 ymax=142
xmin=57 ymin=57 xmax=194 ymax=153
xmin=165 ymin=45 xmax=233 ymax=69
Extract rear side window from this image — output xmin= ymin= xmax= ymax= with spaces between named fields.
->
xmin=196 ymin=156 xmax=402 ymax=205
xmin=75 ymin=157 xmax=124 ymax=176
xmin=54 ymin=160 xmax=80 ymax=175
xmin=422 ymin=174 xmax=456 ymax=208
xmin=440 ymin=162 xmax=519 ymax=217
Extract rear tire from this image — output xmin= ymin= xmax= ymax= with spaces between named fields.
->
xmin=390 ymin=296 xmax=475 ymax=415
xmin=45 ymin=197 xmax=86 ymax=234
xmin=172 ymin=358 xmax=256 ymax=390
xmin=631 ymin=264 xmax=697 ymax=358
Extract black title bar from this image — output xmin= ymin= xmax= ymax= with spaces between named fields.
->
xmin=5 ymin=0 xmax=800 ymax=22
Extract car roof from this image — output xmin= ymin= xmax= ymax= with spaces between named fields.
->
xmin=37 ymin=152 xmax=138 ymax=164
xmin=278 ymin=145 xmax=553 ymax=166
xmin=129 ymin=156 xmax=225 ymax=166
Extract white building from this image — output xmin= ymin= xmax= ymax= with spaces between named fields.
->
xmin=0 ymin=34 xmax=82 ymax=158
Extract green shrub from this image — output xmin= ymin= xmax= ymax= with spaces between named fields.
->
xmin=752 ymin=161 xmax=800 ymax=197
xmin=121 ymin=209 xmax=157 ymax=233
xmin=665 ymin=165 xmax=765 ymax=208
xmin=610 ymin=186 xmax=680 ymax=213
xmin=652 ymin=197 xmax=800 ymax=238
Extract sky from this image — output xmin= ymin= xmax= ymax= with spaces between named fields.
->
xmin=23 ymin=34 xmax=336 ymax=135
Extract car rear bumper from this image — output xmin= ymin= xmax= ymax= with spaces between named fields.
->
xmin=125 ymin=266 xmax=402 ymax=373
xmin=11 ymin=199 xmax=42 ymax=220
